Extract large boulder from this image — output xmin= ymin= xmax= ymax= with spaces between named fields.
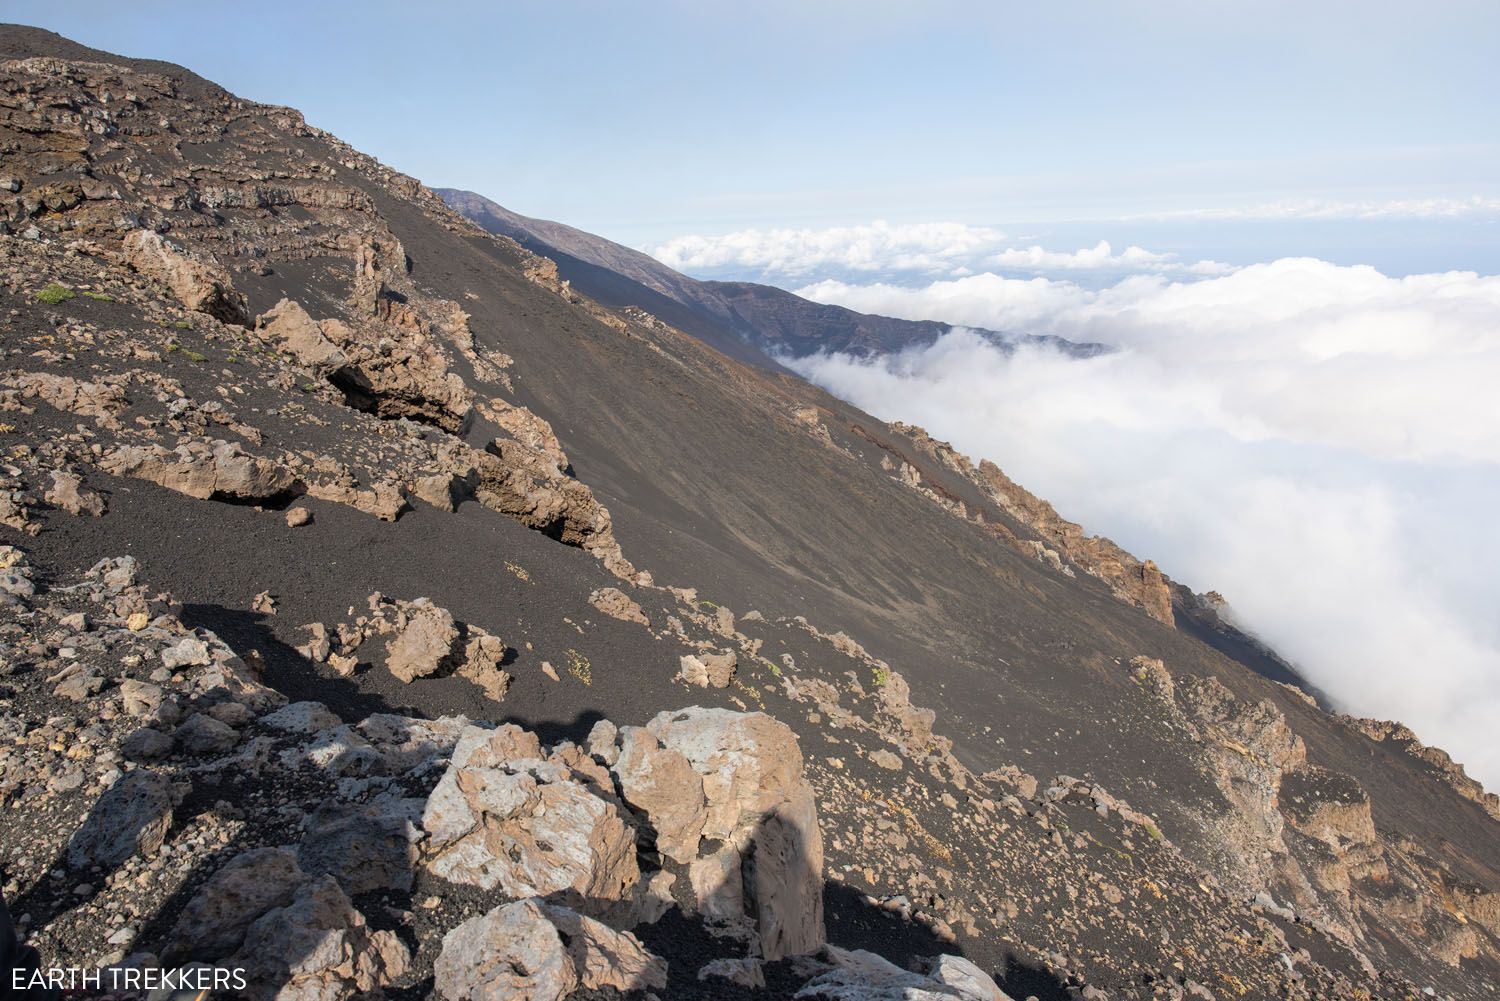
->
xmin=384 ymin=600 xmax=459 ymax=682
xmin=433 ymin=898 xmax=665 ymax=1001
xmin=123 ymin=229 xmax=248 ymax=325
xmin=255 ymin=299 xmax=351 ymax=376
xmin=646 ymin=707 xmax=825 ymax=959
xmin=420 ymin=725 xmax=639 ymax=905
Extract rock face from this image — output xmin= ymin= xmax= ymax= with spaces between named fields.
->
xmin=968 ymin=450 xmax=1177 ymax=626
xmin=420 ymin=724 xmax=640 ymax=904
xmin=101 ymin=439 xmax=294 ymax=501
xmin=643 ymin=707 xmax=826 ymax=959
xmin=433 ymin=898 xmax=666 ymax=1001
xmin=610 ymin=725 xmax=708 ymax=863
xmin=122 ymin=229 xmax=249 ymax=325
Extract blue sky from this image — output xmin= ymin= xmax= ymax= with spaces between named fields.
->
xmin=9 ymin=1 xmax=1500 ymax=269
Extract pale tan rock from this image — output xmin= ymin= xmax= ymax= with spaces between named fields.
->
xmin=458 ymin=629 xmax=511 ymax=701
xmin=647 ymin=707 xmax=825 ymax=959
xmin=678 ymin=650 xmax=736 ymax=689
xmin=45 ymin=469 xmax=105 ymax=516
xmin=384 ymin=599 xmax=458 ymax=682
xmin=298 ymin=623 xmax=331 ymax=663
xmin=234 ymin=875 xmax=408 ymax=1000
xmin=123 ymin=229 xmax=248 ymax=325
xmin=254 ymin=299 xmax=350 ymax=375
xmin=285 ymin=506 xmax=312 ymax=527
xmin=421 ymin=724 xmax=639 ymax=903
xmin=101 ymin=439 xmax=293 ymax=501
xmin=588 ymin=586 xmax=649 ymax=626
xmin=611 ymin=726 xmax=707 ymax=863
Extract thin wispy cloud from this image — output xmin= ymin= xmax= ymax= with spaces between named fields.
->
xmin=790 ymin=259 xmax=1500 ymax=788
xmin=1119 ymin=194 xmax=1500 ymax=222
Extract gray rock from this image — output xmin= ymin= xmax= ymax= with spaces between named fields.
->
xmin=120 ymin=679 xmax=164 ymax=717
xmin=121 ymin=727 xmax=174 ymax=762
xmin=161 ymin=636 xmax=212 ymax=669
xmin=797 ymin=946 xmax=1008 ymax=1000
xmin=167 ymin=847 xmax=305 ymax=960
xmin=234 ymin=875 xmax=408 ymax=1000
xmin=175 ymin=713 xmax=239 ymax=755
xmin=298 ymin=800 xmax=420 ymax=894
xmin=67 ymin=770 xmax=175 ymax=869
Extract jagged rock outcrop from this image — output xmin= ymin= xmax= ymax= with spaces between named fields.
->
xmin=420 ymin=723 xmax=640 ymax=904
xmin=101 ymin=438 xmax=294 ymax=502
xmin=972 ymin=455 xmax=1175 ymax=625
xmin=122 ymin=229 xmax=248 ymax=325
xmin=1344 ymin=716 xmax=1500 ymax=821
xmin=588 ymin=586 xmax=649 ymax=626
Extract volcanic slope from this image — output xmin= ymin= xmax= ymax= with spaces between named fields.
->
xmin=1 ymin=24 xmax=1498 ymax=1001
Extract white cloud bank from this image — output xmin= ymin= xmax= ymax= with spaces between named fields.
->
xmin=789 ymin=259 xmax=1500 ymax=788
xmin=647 ymin=223 xmax=1223 ymax=279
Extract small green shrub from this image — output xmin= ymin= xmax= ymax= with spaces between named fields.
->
xmin=81 ymin=291 xmax=113 ymax=302
xmin=36 ymin=283 xmax=75 ymax=304
xmin=871 ymin=665 xmax=892 ymax=688
xmin=174 ymin=320 xmax=192 ymax=330
xmin=181 ymin=349 xmax=207 ymax=363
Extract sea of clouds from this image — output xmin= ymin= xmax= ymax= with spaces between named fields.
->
xmin=651 ymin=214 xmax=1500 ymax=789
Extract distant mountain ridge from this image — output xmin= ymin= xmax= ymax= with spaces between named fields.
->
xmin=438 ymin=189 xmax=1102 ymax=364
